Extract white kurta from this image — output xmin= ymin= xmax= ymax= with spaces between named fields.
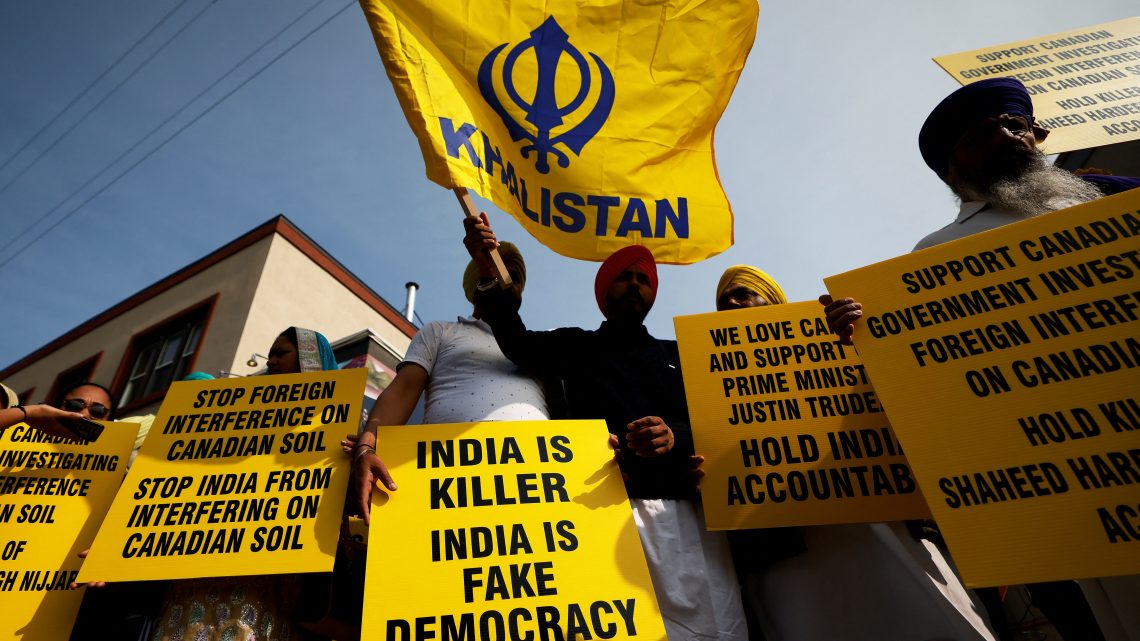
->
xmin=631 ymin=498 xmax=748 ymax=641
xmin=747 ymin=523 xmax=996 ymax=641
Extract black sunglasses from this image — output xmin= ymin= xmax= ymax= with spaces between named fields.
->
xmin=959 ymin=114 xmax=1035 ymax=146
xmin=62 ymin=398 xmax=111 ymax=419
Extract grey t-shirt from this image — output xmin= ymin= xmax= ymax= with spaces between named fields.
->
xmin=402 ymin=316 xmax=548 ymax=424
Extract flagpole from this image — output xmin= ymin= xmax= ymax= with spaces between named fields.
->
xmin=454 ymin=187 xmax=513 ymax=287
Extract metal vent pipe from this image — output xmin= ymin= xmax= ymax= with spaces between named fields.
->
xmin=403 ymin=282 xmax=420 ymax=323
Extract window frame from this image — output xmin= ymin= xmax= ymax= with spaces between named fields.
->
xmin=112 ymin=295 xmax=217 ymax=415
xmin=44 ymin=353 xmax=102 ymax=407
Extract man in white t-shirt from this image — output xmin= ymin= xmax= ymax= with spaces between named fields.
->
xmin=347 ymin=241 xmax=547 ymax=523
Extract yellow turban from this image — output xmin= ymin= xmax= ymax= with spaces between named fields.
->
xmin=716 ymin=265 xmax=787 ymax=306
xmin=463 ymin=242 xmax=525 ymax=303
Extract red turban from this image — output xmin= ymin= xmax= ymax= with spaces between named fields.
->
xmin=594 ymin=245 xmax=658 ymax=315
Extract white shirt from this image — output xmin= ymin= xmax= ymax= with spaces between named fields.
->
xmin=914 ymin=196 xmax=1086 ymax=251
xmin=402 ymin=316 xmax=548 ymax=424
xmin=913 ymin=201 xmax=1024 ymax=250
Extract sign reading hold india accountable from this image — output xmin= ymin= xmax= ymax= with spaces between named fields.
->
xmin=363 ymin=420 xmax=666 ymax=641
xmin=674 ymin=301 xmax=929 ymax=530
xmin=934 ymin=17 xmax=1140 ymax=153
xmin=825 ymin=189 xmax=1140 ymax=586
xmin=0 ymin=421 xmax=135 ymax=639
xmin=77 ymin=369 xmax=366 ymax=582
xmin=359 ymin=0 xmax=759 ymax=263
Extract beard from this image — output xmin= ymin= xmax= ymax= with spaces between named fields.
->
xmin=947 ymin=148 xmax=1102 ymax=217
xmin=604 ymin=291 xmax=651 ymax=325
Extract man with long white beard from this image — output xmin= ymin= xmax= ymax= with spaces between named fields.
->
xmin=823 ymin=77 xmax=1139 ymax=641
xmin=912 ymin=77 xmax=1139 ymax=251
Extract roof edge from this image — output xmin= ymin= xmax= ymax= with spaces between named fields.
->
xmin=1 ymin=215 xmax=415 ymax=379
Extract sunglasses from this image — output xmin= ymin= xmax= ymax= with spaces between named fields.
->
xmin=958 ymin=114 xmax=1035 ymax=146
xmin=61 ymin=398 xmax=111 ymax=419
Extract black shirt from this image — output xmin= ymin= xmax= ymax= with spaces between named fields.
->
xmin=481 ymin=290 xmax=695 ymax=500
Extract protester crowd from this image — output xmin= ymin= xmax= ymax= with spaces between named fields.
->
xmin=4 ymin=78 xmax=1138 ymax=641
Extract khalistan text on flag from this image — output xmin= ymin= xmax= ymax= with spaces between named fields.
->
xmin=359 ymin=0 xmax=758 ymax=263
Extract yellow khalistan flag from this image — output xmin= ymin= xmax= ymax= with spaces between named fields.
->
xmin=359 ymin=0 xmax=757 ymax=264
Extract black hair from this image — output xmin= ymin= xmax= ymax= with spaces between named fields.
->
xmin=279 ymin=327 xmax=299 ymax=348
xmin=56 ymin=381 xmax=118 ymax=420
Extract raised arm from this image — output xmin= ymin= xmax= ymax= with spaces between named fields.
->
xmin=463 ymin=213 xmax=578 ymax=376
xmin=0 ymin=404 xmax=92 ymax=439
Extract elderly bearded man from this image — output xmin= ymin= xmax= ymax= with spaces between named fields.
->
xmin=823 ymin=77 xmax=1139 ymax=641
xmin=913 ymin=77 xmax=1139 ymax=250
xmin=465 ymin=214 xmax=748 ymax=641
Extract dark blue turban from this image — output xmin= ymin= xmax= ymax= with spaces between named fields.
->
xmin=918 ymin=77 xmax=1035 ymax=180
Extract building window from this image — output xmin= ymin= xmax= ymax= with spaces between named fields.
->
xmin=46 ymin=355 xmax=101 ymax=405
xmin=118 ymin=298 xmax=213 ymax=408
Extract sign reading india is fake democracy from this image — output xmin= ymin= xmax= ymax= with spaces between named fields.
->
xmin=77 ymin=369 xmax=366 ymax=582
xmin=933 ymin=17 xmax=1140 ymax=153
xmin=0 ymin=421 xmax=135 ymax=640
xmin=362 ymin=420 xmax=666 ymax=641
xmin=674 ymin=302 xmax=929 ymax=530
xmin=824 ymin=190 xmax=1140 ymax=587
xmin=359 ymin=0 xmax=758 ymax=263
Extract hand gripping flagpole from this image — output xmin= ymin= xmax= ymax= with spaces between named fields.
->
xmin=454 ymin=187 xmax=513 ymax=287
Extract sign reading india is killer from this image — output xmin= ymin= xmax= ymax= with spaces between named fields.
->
xmin=77 ymin=369 xmax=366 ymax=582
xmin=674 ymin=302 xmax=930 ymax=530
xmin=0 ymin=421 xmax=135 ymax=640
xmin=363 ymin=421 xmax=666 ymax=641
xmin=933 ymin=17 xmax=1140 ymax=153
xmin=824 ymin=189 xmax=1140 ymax=587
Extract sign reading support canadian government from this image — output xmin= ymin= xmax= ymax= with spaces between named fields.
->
xmin=825 ymin=190 xmax=1140 ymax=586
xmin=934 ymin=17 xmax=1140 ymax=153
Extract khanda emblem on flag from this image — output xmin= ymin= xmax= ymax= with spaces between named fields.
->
xmin=478 ymin=16 xmax=615 ymax=174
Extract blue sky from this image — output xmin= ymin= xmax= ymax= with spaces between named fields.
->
xmin=1 ymin=0 xmax=1134 ymax=367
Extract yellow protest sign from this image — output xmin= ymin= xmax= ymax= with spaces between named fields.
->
xmin=673 ymin=302 xmax=930 ymax=530
xmin=0 ymin=421 xmax=135 ymax=640
xmin=77 ymin=369 xmax=366 ymax=582
xmin=359 ymin=0 xmax=758 ymax=264
xmin=362 ymin=420 xmax=666 ymax=641
xmin=824 ymin=189 xmax=1140 ymax=587
xmin=933 ymin=17 xmax=1140 ymax=153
